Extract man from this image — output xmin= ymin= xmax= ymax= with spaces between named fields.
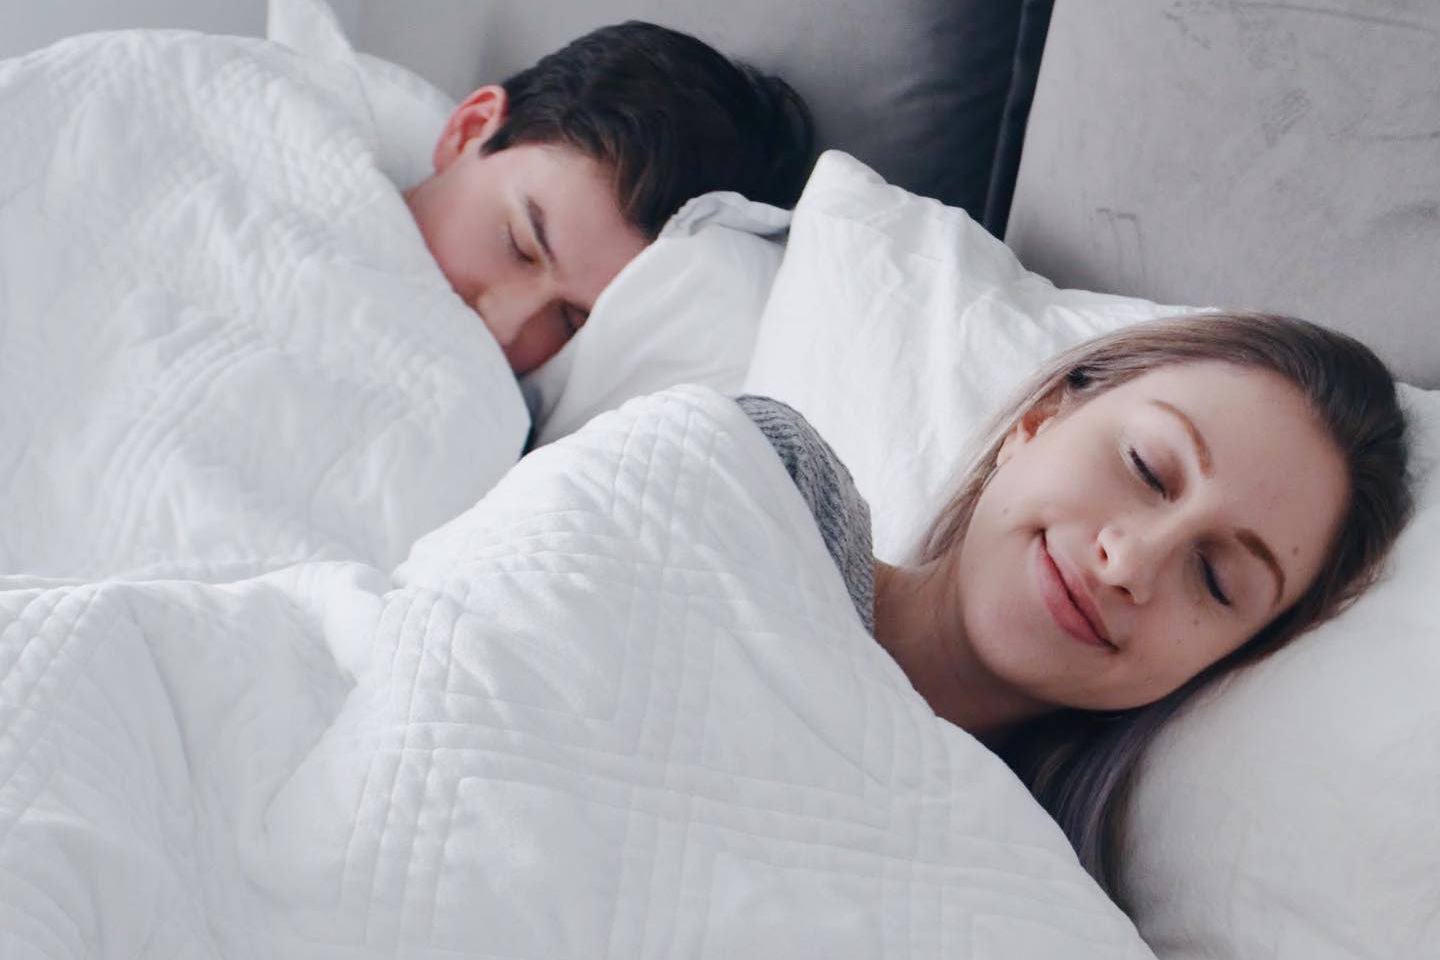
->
xmin=403 ymin=21 xmax=814 ymax=374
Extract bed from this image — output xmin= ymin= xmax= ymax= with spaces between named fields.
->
xmin=0 ymin=0 xmax=1435 ymax=957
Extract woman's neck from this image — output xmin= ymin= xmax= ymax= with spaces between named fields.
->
xmin=873 ymin=558 xmax=1050 ymax=742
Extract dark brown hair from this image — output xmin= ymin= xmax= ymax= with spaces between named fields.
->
xmin=483 ymin=21 xmax=815 ymax=238
xmin=919 ymin=312 xmax=1412 ymax=902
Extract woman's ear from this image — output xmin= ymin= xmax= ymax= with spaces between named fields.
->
xmin=996 ymin=395 xmax=1062 ymax=466
xmin=432 ymin=85 xmax=509 ymax=173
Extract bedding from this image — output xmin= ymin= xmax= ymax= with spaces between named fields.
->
xmin=745 ymin=150 xmax=1189 ymax=562
xmin=0 ymin=5 xmax=786 ymax=583
xmin=268 ymin=0 xmax=459 ymax=191
xmin=523 ymin=192 xmax=788 ymax=447
xmin=8 ymin=2 xmax=1431 ymax=954
xmin=268 ymin=0 xmax=789 ymax=449
xmin=746 ymin=150 xmax=1440 ymax=958
xmin=0 ymin=28 xmax=528 ymax=581
xmin=1120 ymin=383 xmax=1440 ymax=959
xmin=0 ymin=385 xmax=1156 ymax=958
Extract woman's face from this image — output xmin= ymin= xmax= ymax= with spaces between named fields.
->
xmin=951 ymin=361 xmax=1348 ymax=713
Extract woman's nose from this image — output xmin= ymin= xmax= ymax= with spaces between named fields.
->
xmin=1094 ymin=521 xmax=1168 ymax=606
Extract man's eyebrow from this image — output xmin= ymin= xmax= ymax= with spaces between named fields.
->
xmin=523 ymin=196 xmax=591 ymax=319
xmin=1150 ymin=399 xmax=1213 ymax=476
xmin=1237 ymin=528 xmax=1286 ymax=607
xmin=525 ymin=196 xmax=555 ymax=266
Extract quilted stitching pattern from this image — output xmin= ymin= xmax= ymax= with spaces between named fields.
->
xmin=1 ymin=29 xmax=1156 ymax=958
xmin=0 ymin=386 xmax=1158 ymax=958
xmin=0 ymin=31 xmax=527 ymax=582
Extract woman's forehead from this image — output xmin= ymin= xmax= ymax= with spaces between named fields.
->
xmin=1103 ymin=362 xmax=1348 ymax=602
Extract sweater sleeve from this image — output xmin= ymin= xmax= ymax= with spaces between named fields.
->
xmin=736 ymin=395 xmax=876 ymax=634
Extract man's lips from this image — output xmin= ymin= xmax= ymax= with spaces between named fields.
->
xmin=1039 ymin=535 xmax=1116 ymax=651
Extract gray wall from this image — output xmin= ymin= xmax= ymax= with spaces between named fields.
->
xmin=351 ymin=0 xmax=492 ymax=98
xmin=0 ymin=0 xmax=359 ymax=60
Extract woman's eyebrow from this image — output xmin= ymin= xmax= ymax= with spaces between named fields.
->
xmin=524 ymin=196 xmax=556 ymax=267
xmin=1237 ymin=528 xmax=1286 ymax=607
xmin=1149 ymin=398 xmax=1286 ymax=604
xmin=1150 ymin=399 xmax=1213 ymax=476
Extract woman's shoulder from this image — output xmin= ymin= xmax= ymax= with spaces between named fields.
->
xmin=735 ymin=395 xmax=876 ymax=632
xmin=735 ymin=395 xmax=852 ymax=498
xmin=735 ymin=395 xmax=830 ymax=457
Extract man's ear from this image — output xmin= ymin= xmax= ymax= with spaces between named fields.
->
xmin=996 ymin=394 xmax=1062 ymax=466
xmin=432 ymin=85 xmax=509 ymax=173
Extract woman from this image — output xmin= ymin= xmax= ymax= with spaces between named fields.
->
xmin=742 ymin=312 xmax=1412 ymax=900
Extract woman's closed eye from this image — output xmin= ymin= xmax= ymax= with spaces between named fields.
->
xmin=1129 ymin=447 xmax=1233 ymax=606
xmin=1198 ymin=552 xmax=1232 ymax=606
xmin=1128 ymin=447 xmax=1167 ymax=497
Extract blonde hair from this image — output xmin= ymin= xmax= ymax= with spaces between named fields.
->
xmin=919 ymin=312 xmax=1412 ymax=901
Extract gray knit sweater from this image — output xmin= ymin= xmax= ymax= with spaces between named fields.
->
xmin=736 ymin=396 xmax=876 ymax=634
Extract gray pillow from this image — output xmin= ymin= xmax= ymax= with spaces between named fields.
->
xmin=352 ymin=0 xmax=1034 ymax=220
xmin=1006 ymin=0 xmax=1440 ymax=387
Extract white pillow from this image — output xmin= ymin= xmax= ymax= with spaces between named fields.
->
xmin=266 ymin=0 xmax=452 ymax=189
xmin=1121 ymin=381 xmax=1440 ymax=960
xmin=744 ymin=149 xmax=1440 ymax=959
xmin=745 ymin=150 xmax=1189 ymax=561
xmin=268 ymin=0 xmax=786 ymax=444
xmin=523 ymin=192 xmax=789 ymax=446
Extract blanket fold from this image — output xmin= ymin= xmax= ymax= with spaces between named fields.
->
xmin=0 ymin=383 xmax=1154 ymax=958
xmin=0 ymin=30 xmax=527 ymax=581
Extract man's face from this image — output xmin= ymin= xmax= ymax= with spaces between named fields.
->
xmin=405 ymin=88 xmax=649 ymax=375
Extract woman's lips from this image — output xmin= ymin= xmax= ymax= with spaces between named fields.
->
xmin=1037 ymin=535 xmax=1116 ymax=651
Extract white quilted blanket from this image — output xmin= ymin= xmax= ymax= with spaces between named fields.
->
xmin=0 ymin=30 xmax=528 ymax=582
xmin=0 ymin=384 xmax=1155 ymax=958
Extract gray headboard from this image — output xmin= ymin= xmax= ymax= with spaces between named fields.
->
xmin=351 ymin=0 xmax=1048 ymax=228
xmin=1006 ymin=0 xmax=1440 ymax=387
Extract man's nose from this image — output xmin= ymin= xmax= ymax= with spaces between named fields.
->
xmin=475 ymin=280 xmax=551 ymax=346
